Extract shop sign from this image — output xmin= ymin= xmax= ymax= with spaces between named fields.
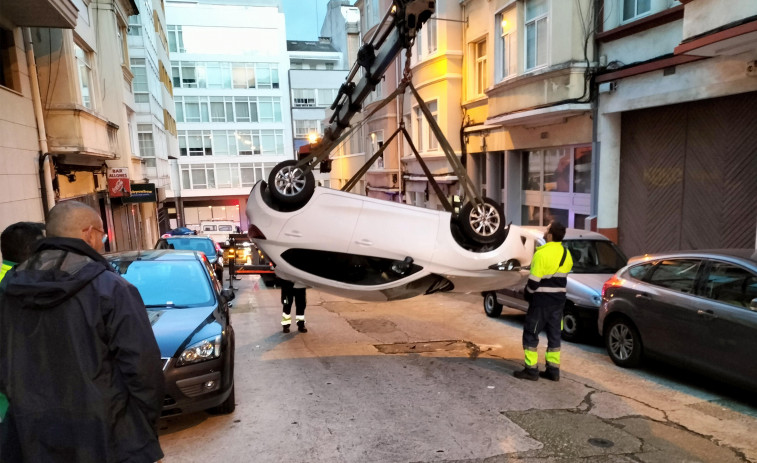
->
xmin=124 ymin=183 xmax=157 ymax=203
xmin=108 ymin=168 xmax=131 ymax=197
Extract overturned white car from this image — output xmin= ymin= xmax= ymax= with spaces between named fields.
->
xmin=246 ymin=181 xmax=534 ymax=302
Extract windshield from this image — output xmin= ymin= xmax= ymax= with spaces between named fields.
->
xmin=563 ymin=240 xmax=627 ymax=274
xmin=219 ymin=225 xmax=233 ymax=231
xmin=164 ymin=238 xmax=215 ymax=258
xmin=112 ymin=260 xmax=214 ymax=307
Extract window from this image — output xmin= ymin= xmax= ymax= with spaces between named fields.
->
xmin=427 ymin=100 xmax=438 ymax=150
xmin=369 ymin=131 xmax=384 ymax=169
xmin=293 ymin=89 xmax=316 ymax=107
xmin=75 ymin=44 xmax=94 ymax=109
xmin=525 ymin=0 xmax=548 ymax=70
xmin=648 ymin=259 xmax=702 ymax=293
xmin=498 ymin=10 xmax=515 ymax=80
xmin=563 ymin=240 xmax=627 ymax=274
xmin=702 ymin=262 xmax=757 ymax=308
xmin=623 ymin=0 xmax=651 ymax=22
xmin=128 ymin=15 xmax=142 ymax=36
xmin=130 ymin=58 xmax=148 ymax=103
xmin=414 ymin=106 xmax=423 ymax=152
xmin=317 ymin=88 xmax=338 ymax=106
xmin=426 ymin=15 xmax=437 ymax=54
xmin=473 ymin=39 xmax=487 ymax=96
xmin=0 ymin=27 xmax=19 ymax=91
xmin=117 ymin=24 xmax=128 ymax=65
xmin=295 ymin=120 xmax=319 ymax=138
xmin=137 ymin=124 xmax=155 ymax=158
xmin=325 ymin=62 xmax=334 ymax=70
xmin=627 ymin=263 xmax=653 ymax=281
xmin=167 ymin=25 xmax=184 ymax=53
xmin=281 ymin=249 xmax=423 ymax=286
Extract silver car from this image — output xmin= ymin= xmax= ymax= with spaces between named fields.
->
xmin=482 ymin=227 xmax=628 ymax=342
xmin=598 ymin=249 xmax=757 ymax=391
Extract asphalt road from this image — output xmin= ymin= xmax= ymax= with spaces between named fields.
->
xmin=158 ymin=276 xmax=757 ymax=463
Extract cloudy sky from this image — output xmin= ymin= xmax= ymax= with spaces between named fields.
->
xmin=281 ymin=0 xmax=334 ymax=41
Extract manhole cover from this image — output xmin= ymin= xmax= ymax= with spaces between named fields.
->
xmin=588 ymin=437 xmax=615 ymax=448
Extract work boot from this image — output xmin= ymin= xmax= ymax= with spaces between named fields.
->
xmin=282 ymin=324 xmax=290 ymax=333
xmin=539 ymin=367 xmax=560 ymax=382
xmin=513 ymin=368 xmax=539 ymax=381
xmin=297 ymin=320 xmax=308 ymax=333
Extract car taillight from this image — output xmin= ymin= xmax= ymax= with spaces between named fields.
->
xmin=248 ymin=225 xmax=266 ymax=239
xmin=601 ymin=274 xmax=623 ymax=299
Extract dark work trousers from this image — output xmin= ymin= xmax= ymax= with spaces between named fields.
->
xmin=282 ymin=287 xmax=307 ymax=318
xmin=522 ymin=303 xmax=563 ymax=352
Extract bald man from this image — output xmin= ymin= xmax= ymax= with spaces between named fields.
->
xmin=0 ymin=201 xmax=164 ymax=463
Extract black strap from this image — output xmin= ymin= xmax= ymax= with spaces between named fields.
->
xmin=559 ymin=247 xmax=567 ymax=267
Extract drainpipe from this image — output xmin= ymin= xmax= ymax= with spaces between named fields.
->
xmin=24 ymin=27 xmax=56 ymax=215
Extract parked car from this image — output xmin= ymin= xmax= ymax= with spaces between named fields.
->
xmin=482 ymin=227 xmax=628 ymax=342
xmin=598 ymin=249 xmax=757 ymax=391
xmin=246 ymin=181 xmax=535 ymax=302
xmin=155 ymin=235 xmax=224 ymax=282
xmin=106 ymin=249 xmax=236 ymax=416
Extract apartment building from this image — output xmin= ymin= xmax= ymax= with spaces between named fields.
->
xmin=595 ymin=0 xmax=757 ymax=255
xmin=0 ymin=0 xmax=77 ymax=237
xmin=165 ymin=0 xmax=291 ymax=232
xmin=461 ymin=0 xmax=596 ymax=230
xmin=1 ymin=0 xmax=162 ymax=252
xmin=127 ymin=0 xmax=179 ymax=234
xmin=287 ymin=37 xmax=346 ymax=189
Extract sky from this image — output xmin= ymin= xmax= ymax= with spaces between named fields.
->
xmin=281 ymin=0 xmax=335 ymax=41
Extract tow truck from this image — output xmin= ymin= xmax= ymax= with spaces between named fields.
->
xmin=224 ymin=233 xmax=276 ymax=286
xmin=244 ymin=0 xmax=534 ymax=301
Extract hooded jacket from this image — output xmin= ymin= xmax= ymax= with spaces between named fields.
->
xmin=0 ymin=238 xmax=164 ymax=463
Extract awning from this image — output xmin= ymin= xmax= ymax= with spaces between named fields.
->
xmin=485 ymin=103 xmax=591 ymax=128
xmin=675 ymin=19 xmax=757 ymax=57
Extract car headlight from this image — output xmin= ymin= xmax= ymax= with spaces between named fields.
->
xmin=176 ymin=335 xmax=222 ymax=367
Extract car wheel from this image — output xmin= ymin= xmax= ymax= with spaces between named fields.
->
xmin=458 ymin=198 xmax=506 ymax=246
xmin=483 ymin=292 xmax=503 ymax=318
xmin=268 ymin=160 xmax=315 ymax=207
xmin=604 ymin=316 xmax=643 ymax=368
xmin=561 ymin=303 xmax=581 ymax=342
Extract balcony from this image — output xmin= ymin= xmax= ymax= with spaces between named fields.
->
xmin=1 ymin=0 xmax=78 ymax=28
xmin=45 ymin=104 xmax=118 ymax=160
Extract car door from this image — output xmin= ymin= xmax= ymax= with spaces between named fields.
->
xmin=694 ymin=260 xmax=757 ymax=384
xmin=632 ymin=258 xmax=707 ymax=363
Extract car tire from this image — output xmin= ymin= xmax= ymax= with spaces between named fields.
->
xmin=604 ymin=316 xmax=643 ymax=368
xmin=458 ymin=198 xmax=506 ymax=246
xmin=561 ymin=303 xmax=582 ymax=342
xmin=268 ymin=160 xmax=315 ymax=207
xmin=483 ymin=292 xmax=503 ymax=318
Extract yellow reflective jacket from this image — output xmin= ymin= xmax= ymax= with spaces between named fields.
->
xmin=525 ymin=241 xmax=573 ymax=307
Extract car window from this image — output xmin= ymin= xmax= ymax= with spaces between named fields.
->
xmin=113 ymin=260 xmax=214 ymax=307
xmin=203 ymin=225 xmax=217 ymax=231
xmin=647 ymin=259 xmax=702 ymax=294
xmin=219 ymin=225 xmax=233 ymax=231
xmin=702 ymin=261 xmax=757 ymax=309
xmin=626 ymin=262 xmax=653 ymax=280
xmin=563 ymin=240 xmax=627 ymax=274
xmin=164 ymin=238 xmax=215 ymax=257
xmin=282 ymin=249 xmax=422 ymax=285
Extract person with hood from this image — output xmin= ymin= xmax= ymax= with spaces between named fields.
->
xmin=0 ymin=201 xmax=165 ymax=463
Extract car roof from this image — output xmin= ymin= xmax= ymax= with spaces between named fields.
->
xmin=105 ymin=249 xmax=204 ymax=262
xmin=521 ymin=226 xmax=612 ymax=242
xmin=628 ymin=249 xmax=757 ymax=266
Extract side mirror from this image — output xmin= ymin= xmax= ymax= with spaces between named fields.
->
xmin=221 ymin=288 xmax=235 ymax=301
xmin=750 ymin=298 xmax=757 ymax=312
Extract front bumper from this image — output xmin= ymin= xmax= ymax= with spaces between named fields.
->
xmin=161 ymin=354 xmax=232 ymax=417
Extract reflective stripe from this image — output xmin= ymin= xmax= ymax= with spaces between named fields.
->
xmin=528 ymin=274 xmax=542 ymax=282
xmin=524 ymin=347 xmax=538 ymax=367
xmin=545 ymin=350 xmax=561 ymax=366
xmin=282 ymin=313 xmax=292 ymax=325
xmin=533 ymin=287 xmax=567 ymax=293
xmin=295 ymin=315 xmax=305 ymax=321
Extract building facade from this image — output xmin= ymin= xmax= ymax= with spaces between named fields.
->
xmin=461 ymin=0 xmax=596 ymax=230
xmin=165 ymin=0 xmax=291 ymax=233
xmin=595 ymin=0 xmax=757 ymax=255
xmin=127 ymin=0 xmax=179 ymax=235
xmin=1 ymin=0 xmax=163 ymax=252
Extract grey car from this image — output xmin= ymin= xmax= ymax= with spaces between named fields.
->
xmin=598 ymin=249 xmax=757 ymax=391
xmin=482 ymin=227 xmax=627 ymax=342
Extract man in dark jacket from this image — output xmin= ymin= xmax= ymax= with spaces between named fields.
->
xmin=0 ymin=201 xmax=165 ymax=463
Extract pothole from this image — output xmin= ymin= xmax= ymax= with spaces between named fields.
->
xmin=374 ymin=340 xmax=480 ymax=359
